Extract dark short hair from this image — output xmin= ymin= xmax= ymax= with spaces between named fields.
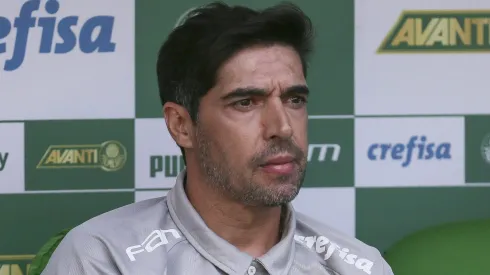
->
xmin=156 ymin=1 xmax=314 ymax=159
xmin=157 ymin=1 xmax=314 ymax=120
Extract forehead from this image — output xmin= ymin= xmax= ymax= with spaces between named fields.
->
xmin=215 ymin=45 xmax=305 ymax=92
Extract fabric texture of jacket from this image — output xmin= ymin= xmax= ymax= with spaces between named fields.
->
xmin=41 ymin=169 xmax=394 ymax=275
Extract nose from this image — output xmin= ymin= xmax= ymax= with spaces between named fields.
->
xmin=262 ymin=99 xmax=293 ymax=140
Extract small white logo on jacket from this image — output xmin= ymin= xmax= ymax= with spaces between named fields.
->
xmin=294 ymin=235 xmax=374 ymax=274
xmin=126 ymin=229 xmax=181 ymax=261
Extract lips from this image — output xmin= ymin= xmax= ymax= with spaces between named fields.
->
xmin=259 ymin=155 xmax=295 ymax=174
xmin=262 ymin=155 xmax=295 ymax=166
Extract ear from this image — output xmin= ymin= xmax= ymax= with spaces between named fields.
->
xmin=162 ymin=102 xmax=194 ymax=149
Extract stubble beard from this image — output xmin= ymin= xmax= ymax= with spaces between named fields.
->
xmin=195 ymin=123 xmax=306 ymax=207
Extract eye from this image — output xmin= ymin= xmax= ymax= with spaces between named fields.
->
xmin=288 ymin=96 xmax=307 ymax=107
xmin=232 ymin=99 xmax=255 ymax=111
xmin=236 ymin=99 xmax=252 ymax=107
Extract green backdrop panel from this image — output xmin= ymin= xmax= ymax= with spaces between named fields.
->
xmin=465 ymin=115 xmax=490 ymax=183
xmin=0 ymin=192 xmax=134 ymax=255
xmin=25 ymin=119 xmax=135 ymax=191
xmin=355 ymin=186 xmax=490 ymax=253
xmin=304 ymin=118 xmax=354 ymax=187
xmin=136 ymin=0 xmax=354 ymax=118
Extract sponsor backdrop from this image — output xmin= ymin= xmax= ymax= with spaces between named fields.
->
xmin=1 ymin=0 xmax=490 ymax=273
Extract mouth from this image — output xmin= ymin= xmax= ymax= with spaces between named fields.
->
xmin=259 ymin=155 xmax=296 ymax=175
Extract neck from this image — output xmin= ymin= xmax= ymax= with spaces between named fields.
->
xmin=185 ymin=170 xmax=285 ymax=258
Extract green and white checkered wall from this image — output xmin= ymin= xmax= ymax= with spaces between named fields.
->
xmin=2 ymin=0 xmax=490 ymax=272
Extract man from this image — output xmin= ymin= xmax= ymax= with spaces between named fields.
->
xmin=41 ymin=2 xmax=394 ymax=275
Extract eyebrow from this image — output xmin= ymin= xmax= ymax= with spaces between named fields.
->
xmin=220 ymin=85 xmax=309 ymax=101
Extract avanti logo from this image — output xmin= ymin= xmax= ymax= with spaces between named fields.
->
xmin=150 ymin=155 xmax=185 ymax=178
xmin=0 ymin=0 xmax=116 ymax=71
xmin=37 ymin=140 xmax=127 ymax=172
xmin=367 ymin=135 xmax=451 ymax=167
xmin=0 ymin=255 xmax=34 ymax=275
xmin=377 ymin=10 xmax=490 ymax=53
xmin=0 ymin=152 xmax=8 ymax=172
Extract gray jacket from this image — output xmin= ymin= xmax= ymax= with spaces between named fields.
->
xmin=41 ymin=170 xmax=394 ymax=275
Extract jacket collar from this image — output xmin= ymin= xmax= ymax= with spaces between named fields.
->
xmin=167 ymin=169 xmax=296 ymax=275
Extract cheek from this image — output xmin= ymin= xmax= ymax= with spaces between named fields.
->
xmin=217 ymin=123 xmax=259 ymax=162
xmin=291 ymin=113 xmax=308 ymax=146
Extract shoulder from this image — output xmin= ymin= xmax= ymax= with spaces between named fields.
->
xmin=41 ymin=196 xmax=182 ymax=274
xmin=51 ymin=197 xmax=171 ymax=254
xmin=51 ymin=196 xmax=170 ymax=248
xmin=294 ymin=211 xmax=394 ymax=275
xmin=79 ymin=196 xmax=170 ymax=229
xmin=294 ymin=211 xmax=378 ymax=256
xmin=40 ymin=221 xmax=117 ymax=274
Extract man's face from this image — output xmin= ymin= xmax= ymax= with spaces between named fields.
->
xmin=194 ymin=44 xmax=308 ymax=207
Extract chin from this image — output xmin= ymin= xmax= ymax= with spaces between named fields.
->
xmin=270 ymin=182 xmax=302 ymax=201
xmin=239 ymin=179 xmax=302 ymax=207
xmin=243 ymin=170 xmax=305 ymax=205
xmin=272 ymin=173 xmax=303 ymax=187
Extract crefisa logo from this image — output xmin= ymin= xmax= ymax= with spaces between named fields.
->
xmin=367 ymin=135 xmax=452 ymax=167
xmin=0 ymin=0 xmax=116 ymax=71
